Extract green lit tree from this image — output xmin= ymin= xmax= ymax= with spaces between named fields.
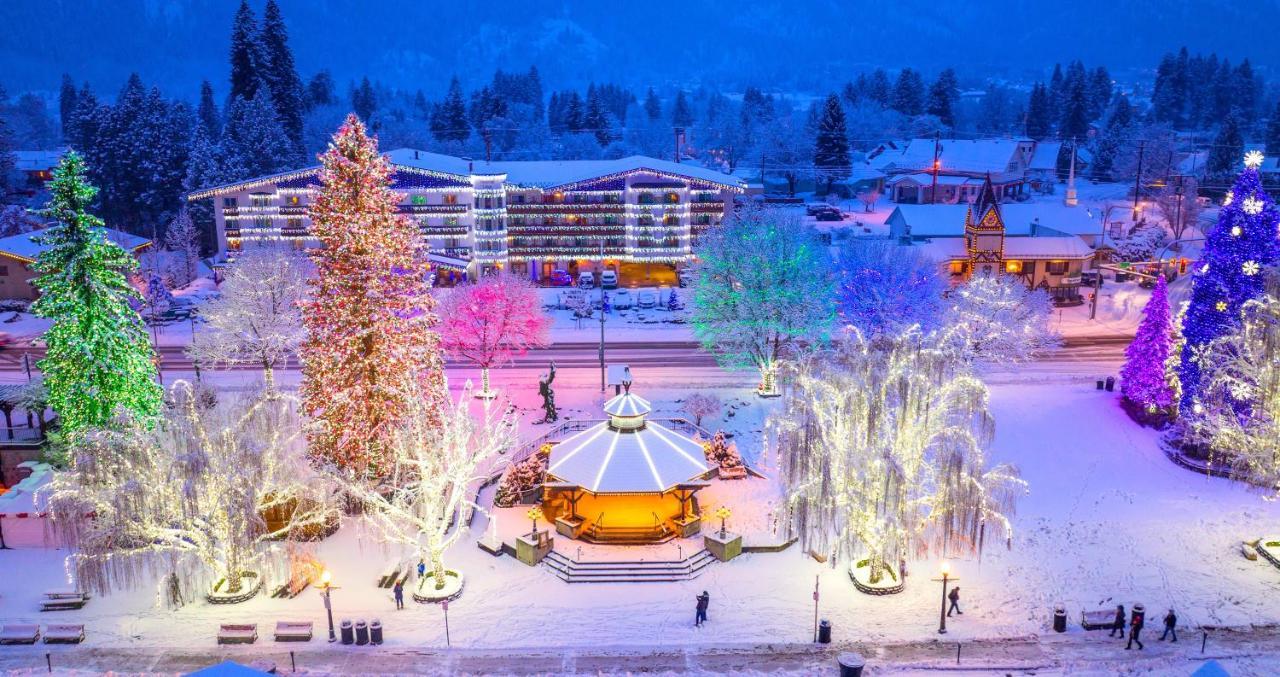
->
xmin=31 ymin=152 xmax=162 ymax=434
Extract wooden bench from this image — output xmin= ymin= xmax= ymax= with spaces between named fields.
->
xmin=273 ymin=621 xmax=313 ymax=642
xmin=376 ymin=561 xmax=402 ymax=588
xmin=0 ymin=624 xmax=40 ymax=645
xmin=43 ymin=624 xmax=84 ymax=644
xmin=41 ymin=592 xmax=89 ymax=611
xmin=43 ymin=589 xmax=83 ymax=600
xmin=217 ymin=624 xmax=258 ymax=645
xmin=1081 ymin=609 xmax=1121 ymax=631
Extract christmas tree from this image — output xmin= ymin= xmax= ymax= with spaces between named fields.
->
xmin=1178 ymin=151 xmax=1280 ymax=411
xmin=300 ymin=114 xmax=446 ymax=477
xmin=31 ymin=152 xmax=162 ymax=434
xmin=1120 ymin=275 xmax=1176 ymax=418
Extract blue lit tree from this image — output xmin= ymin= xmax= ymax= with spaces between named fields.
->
xmin=1178 ymin=151 xmax=1280 ymax=411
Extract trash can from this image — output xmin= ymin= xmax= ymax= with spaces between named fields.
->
xmin=369 ymin=619 xmax=383 ymax=645
xmin=837 ymin=652 xmax=865 ymax=677
xmin=1053 ymin=605 xmax=1067 ymax=633
xmin=1105 ymin=376 xmax=1115 ymax=392
xmin=817 ymin=619 xmax=832 ymax=644
xmin=1096 ymin=379 xmax=1105 ymax=390
xmin=354 ymin=619 xmax=369 ymax=646
xmin=340 ymin=619 xmax=354 ymax=645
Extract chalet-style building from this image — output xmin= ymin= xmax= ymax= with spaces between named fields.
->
xmin=187 ymin=150 xmax=745 ymax=285
xmin=0 ymin=227 xmax=151 ymax=300
xmin=888 ymin=179 xmax=1094 ymax=305
xmin=876 ymin=138 xmax=1036 ymax=204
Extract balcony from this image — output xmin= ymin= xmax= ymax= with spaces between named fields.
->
xmin=508 ymin=203 xmax=624 ymax=214
xmin=400 ymin=204 xmax=469 ymax=215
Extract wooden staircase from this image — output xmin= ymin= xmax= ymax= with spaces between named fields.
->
xmin=581 ymin=512 xmax=675 ymax=545
xmin=543 ymin=549 xmax=715 ymax=583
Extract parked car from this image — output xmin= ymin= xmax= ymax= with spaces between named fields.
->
xmin=612 ymin=289 xmax=633 ymax=310
xmin=815 ymin=209 xmax=843 ymax=222
xmin=678 ymin=269 xmax=695 ymax=288
xmin=548 ymin=269 xmax=573 ymax=287
xmin=600 ymin=269 xmax=618 ymax=289
xmin=637 ymin=289 xmax=657 ymax=309
xmin=1080 ymin=271 xmax=1103 ymax=287
xmin=578 ymin=271 xmax=596 ymax=288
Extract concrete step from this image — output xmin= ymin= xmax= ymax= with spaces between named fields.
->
xmin=543 ymin=549 xmax=716 ymax=583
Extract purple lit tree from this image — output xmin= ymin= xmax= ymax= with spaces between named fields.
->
xmin=1120 ymin=275 xmax=1176 ymax=420
xmin=1178 ymin=151 xmax=1280 ymax=411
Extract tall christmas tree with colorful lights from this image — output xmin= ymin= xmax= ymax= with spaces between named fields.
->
xmin=1120 ymin=274 xmax=1176 ymax=420
xmin=1178 ymin=151 xmax=1280 ymax=411
xmin=300 ymin=114 xmax=446 ymax=477
xmin=31 ymin=152 xmax=162 ymax=434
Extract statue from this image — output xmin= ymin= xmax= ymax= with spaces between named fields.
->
xmin=538 ymin=361 xmax=558 ymax=423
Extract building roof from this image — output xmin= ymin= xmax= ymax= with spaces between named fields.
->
xmin=891 ymin=202 xmax=1106 ymax=239
xmin=0 ymin=227 xmax=151 ymax=264
xmin=12 ymin=149 xmax=65 ymax=172
xmin=886 ymin=173 xmax=981 ymax=187
xmin=914 ymin=235 xmax=1093 ymax=261
xmin=873 ymin=138 xmax=1031 ymax=175
xmin=1028 ymin=142 xmax=1062 ymax=171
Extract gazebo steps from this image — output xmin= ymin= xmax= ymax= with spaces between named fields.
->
xmin=543 ymin=549 xmax=715 ymax=583
xmin=581 ymin=524 xmax=674 ymax=544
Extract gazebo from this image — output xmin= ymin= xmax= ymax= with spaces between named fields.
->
xmin=541 ymin=382 xmax=711 ymax=543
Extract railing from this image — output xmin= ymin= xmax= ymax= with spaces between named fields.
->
xmin=0 ymin=426 xmax=44 ymax=443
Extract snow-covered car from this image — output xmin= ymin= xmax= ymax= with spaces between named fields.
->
xmin=678 ymin=269 xmax=695 ymax=288
xmin=637 ymin=290 xmax=657 ymax=309
xmin=600 ymin=269 xmax=618 ymax=289
xmin=612 ymin=289 xmax=633 ymax=310
xmin=548 ymin=269 xmax=573 ymax=287
xmin=578 ymin=271 xmax=595 ymax=288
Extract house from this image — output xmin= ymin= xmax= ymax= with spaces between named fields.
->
xmin=887 ymin=178 xmax=1094 ymax=305
xmin=874 ymin=138 xmax=1036 ymax=203
xmin=188 ymin=150 xmax=745 ymax=286
xmin=0 ymin=228 xmax=151 ymax=300
xmin=11 ymin=150 xmax=65 ymax=187
xmin=1026 ymin=142 xmax=1091 ymax=192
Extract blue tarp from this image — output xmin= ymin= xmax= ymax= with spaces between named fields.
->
xmin=185 ymin=660 xmax=272 ymax=677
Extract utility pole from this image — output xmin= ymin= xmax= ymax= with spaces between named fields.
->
xmin=674 ymin=127 xmax=684 ymax=164
xmin=1132 ymin=140 xmax=1145 ymax=222
xmin=930 ymin=131 xmax=941 ymax=204
xmin=598 ymin=239 xmax=606 ymax=393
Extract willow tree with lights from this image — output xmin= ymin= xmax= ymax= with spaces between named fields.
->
xmin=772 ymin=330 xmax=1025 ymax=590
xmin=301 ymin=114 xmax=446 ymax=477
xmin=31 ymin=151 xmax=162 ymax=434
xmin=339 ymin=379 xmax=516 ymax=600
xmin=45 ymin=382 xmax=334 ymax=604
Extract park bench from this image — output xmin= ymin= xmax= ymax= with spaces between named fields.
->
xmin=1081 ymin=609 xmax=1121 ymax=631
xmin=43 ymin=624 xmax=84 ymax=644
xmin=217 ymin=624 xmax=258 ymax=645
xmin=273 ymin=621 xmax=312 ymax=642
xmin=376 ymin=560 xmax=402 ymax=588
xmin=40 ymin=590 xmax=89 ymax=612
xmin=0 ymin=624 xmax=40 ymax=645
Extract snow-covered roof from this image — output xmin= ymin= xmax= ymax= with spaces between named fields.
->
xmin=12 ymin=149 xmax=65 ymax=172
xmin=873 ymin=138 xmax=1031 ymax=175
xmin=890 ymin=202 xmax=1105 ymax=239
xmin=887 ymin=173 xmax=981 ymax=187
xmin=0 ymin=462 xmax=52 ymax=515
xmin=602 ymin=392 xmax=651 ymax=417
xmin=914 ymin=234 xmax=1093 ymax=261
xmin=1028 ymin=142 xmax=1062 ymax=171
xmin=0 ymin=227 xmax=151 ymax=263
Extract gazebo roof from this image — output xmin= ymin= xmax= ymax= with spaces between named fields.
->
xmin=602 ymin=392 xmax=651 ymax=417
xmin=547 ymin=420 xmax=710 ymax=493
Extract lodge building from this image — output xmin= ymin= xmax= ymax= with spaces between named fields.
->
xmin=187 ymin=149 xmax=745 ymax=285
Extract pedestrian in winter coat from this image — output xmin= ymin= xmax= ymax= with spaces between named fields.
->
xmin=417 ymin=560 xmax=426 ymax=580
xmin=1108 ymin=604 xmax=1126 ymax=639
xmin=1126 ymin=605 xmax=1145 ymax=650
xmin=947 ymin=587 xmax=962 ymax=616
xmin=1160 ymin=609 xmax=1177 ymax=642
xmin=695 ymin=591 xmax=710 ymax=627
xmin=393 ymin=580 xmax=405 ymax=610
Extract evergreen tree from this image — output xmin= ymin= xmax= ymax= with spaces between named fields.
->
xmin=1087 ymin=66 xmax=1112 ymax=122
xmin=926 ymin=69 xmax=958 ymax=128
xmin=891 ymin=68 xmax=924 ymax=116
xmin=305 ymin=71 xmax=335 ymax=108
xmin=868 ymin=69 xmax=891 ymax=108
xmin=58 ymin=74 xmax=78 ymax=141
xmin=643 ymin=87 xmax=661 ymax=121
xmin=430 ymin=76 xmax=469 ymax=143
xmin=1232 ymin=59 xmax=1259 ymax=129
xmin=228 ymin=0 xmax=261 ymax=102
xmin=352 ymin=77 xmax=377 ymax=121
xmin=671 ymin=91 xmax=693 ymax=128
xmin=197 ymin=80 xmax=221 ymax=138
xmin=813 ymin=94 xmax=851 ymax=194
xmin=1059 ymin=77 xmax=1090 ymax=141
xmin=183 ymin=124 xmax=221 ymax=245
xmin=66 ymin=83 xmax=100 ymax=153
xmin=1266 ymin=98 xmax=1280 ymax=155
xmin=585 ymin=90 xmax=610 ymax=146
xmin=30 ymin=152 xmax=162 ymax=434
xmin=0 ymin=116 xmax=14 ymax=199
xmin=300 ymin=114 xmax=446 ymax=478
xmin=1121 ymin=275 xmax=1176 ymax=416
xmin=565 ymin=92 xmax=585 ymax=133
xmin=1047 ymin=63 xmax=1066 ymax=112
xmin=1025 ymin=83 xmax=1051 ymax=140
xmin=1207 ymin=113 xmax=1244 ymax=176
xmin=259 ymin=0 xmax=305 ymax=149
xmin=220 ymin=93 xmax=294 ymax=181
xmin=1091 ymin=94 xmax=1132 ymax=180
xmin=1178 ymin=152 xmax=1280 ymax=410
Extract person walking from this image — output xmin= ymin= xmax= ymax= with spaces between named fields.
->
xmin=1126 ymin=604 xmax=1146 ymax=650
xmin=695 ymin=591 xmax=709 ymax=627
xmin=1160 ymin=609 xmax=1177 ymax=642
xmin=947 ymin=587 xmax=962 ymax=616
xmin=1108 ymin=604 xmax=1126 ymax=639
xmin=416 ymin=560 xmax=426 ymax=580
xmin=392 ymin=579 xmax=405 ymax=610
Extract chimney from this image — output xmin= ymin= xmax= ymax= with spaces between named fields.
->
xmin=414 ymin=150 xmax=420 ymax=160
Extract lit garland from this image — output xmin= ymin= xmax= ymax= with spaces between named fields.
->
xmin=30 ymin=152 xmax=162 ymax=434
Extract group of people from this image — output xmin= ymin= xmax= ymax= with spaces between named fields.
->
xmin=390 ymin=560 xmax=429 ymax=610
xmin=1108 ymin=603 xmax=1178 ymax=649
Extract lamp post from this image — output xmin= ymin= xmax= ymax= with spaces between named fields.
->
xmin=319 ymin=570 xmax=337 ymax=643
xmin=0 ymin=515 xmax=10 ymax=550
xmin=598 ymin=239 xmax=606 ymax=393
xmin=936 ymin=562 xmax=955 ymax=635
xmin=526 ymin=507 xmax=541 ymax=537
xmin=715 ymin=506 xmax=732 ymax=538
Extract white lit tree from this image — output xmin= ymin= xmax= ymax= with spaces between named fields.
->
xmin=936 ymin=274 xmax=1061 ymax=365
xmin=692 ymin=204 xmax=836 ymax=396
xmin=338 ymin=379 xmax=516 ymax=599
xmin=188 ymin=243 xmax=308 ymax=391
xmin=773 ymin=330 xmax=1025 ymax=589
xmin=164 ymin=205 xmax=202 ymax=288
xmin=437 ymin=273 xmax=552 ymax=398
xmin=45 ymin=381 xmax=334 ymax=604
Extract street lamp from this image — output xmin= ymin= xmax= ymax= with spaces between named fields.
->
xmin=936 ymin=561 xmax=956 ymax=635
xmin=715 ymin=506 xmax=732 ymax=538
xmin=319 ymin=569 xmax=337 ymax=643
xmin=526 ymin=507 xmax=542 ymax=536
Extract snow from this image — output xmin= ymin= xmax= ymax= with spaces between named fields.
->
xmin=873 ymin=138 xmax=1031 ymax=176
xmin=546 ymin=417 xmax=709 ymax=493
xmin=0 ymin=227 xmax=149 ymax=263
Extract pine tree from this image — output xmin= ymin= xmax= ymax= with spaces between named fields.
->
xmin=1047 ymin=63 xmax=1066 ymax=111
xmin=1059 ymin=78 xmax=1090 ymax=141
xmin=671 ymin=91 xmax=693 ymax=128
xmin=306 ymin=71 xmax=335 ymax=108
xmin=259 ymin=0 xmax=305 ymax=149
xmin=0 ymin=116 xmax=14 ymax=199
xmin=1207 ymin=113 xmax=1244 ymax=176
xmin=585 ymin=90 xmax=610 ymax=145
xmin=813 ymin=94 xmax=851 ymax=194
xmin=352 ymin=77 xmax=377 ymax=121
xmin=926 ymin=69 xmax=958 ymax=128
xmin=1091 ymin=95 xmax=1132 ymax=180
xmin=228 ymin=0 xmax=261 ymax=102
xmin=891 ymin=68 xmax=924 ymax=116
xmin=30 ymin=152 xmax=162 ymax=434
xmin=1025 ymin=83 xmax=1051 ymax=140
xmin=66 ymin=83 xmax=99 ymax=152
xmin=431 ymin=77 xmax=469 ymax=143
xmin=1267 ymin=99 xmax=1280 ymax=155
xmin=564 ymin=92 xmax=585 ymax=133
xmin=1087 ymin=66 xmax=1112 ymax=122
xmin=197 ymin=80 xmax=221 ymax=138
xmin=868 ymin=69 xmax=891 ymax=108
xmin=58 ymin=74 xmax=78 ymax=141
xmin=300 ymin=115 xmax=446 ymax=478
xmin=220 ymin=93 xmax=294 ymax=181
xmin=1121 ymin=275 xmax=1176 ymax=417
xmin=644 ymin=87 xmax=661 ymax=121
xmin=1178 ymin=152 xmax=1280 ymax=410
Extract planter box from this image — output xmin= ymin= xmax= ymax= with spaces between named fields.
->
xmin=516 ymin=530 xmax=554 ymax=566
xmin=555 ymin=516 xmax=584 ymax=539
xmin=704 ymin=531 xmax=742 ymax=562
xmin=674 ymin=515 xmax=702 ymax=538
xmin=848 ymin=560 xmax=904 ymax=596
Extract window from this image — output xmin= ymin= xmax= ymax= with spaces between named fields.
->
xmin=285 ymin=218 xmax=303 ymax=231
xmin=665 ymin=192 xmax=680 ymax=204
xmin=443 ymin=194 xmax=457 ymax=205
xmin=1005 ymin=260 xmax=1022 ymax=274
xmin=1046 ymin=260 xmax=1068 ymax=275
xmin=250 ymin=194 xmax=270 ymax=207
xmin=445 ymin=217 xmax=458 ymax=226
xmin=286 ymin=195 xmax=302 ymax=206
xmin=411 ymin=195 xmax=428 ymax=205
xmin=949 ymin=261 xmax=965 ymax=276
xmin=0 ymin=265 xmax=8 ymax=276
xmin=223 ymin=197 xmax=238 ymax=208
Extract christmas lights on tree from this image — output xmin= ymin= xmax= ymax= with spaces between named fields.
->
xmin=437 ymin=273 xmax=551 ymax=399
xmin=1178 ymin=152 xmax=1280 ymax=411
xmin=30 ymin=152 xmax=162 ymax=434
xmin=1120 ymin=275 xmax=1177 ymax=420
xmin=300 ymin=114 xmax=446 ymax=478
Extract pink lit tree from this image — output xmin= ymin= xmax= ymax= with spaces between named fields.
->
xmin=438 ymin=273 xmax=552 ymax=398
xmin=1120 ymin=274 xmax=1177 ymax=421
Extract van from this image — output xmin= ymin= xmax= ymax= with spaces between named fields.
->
xmin=601 ymin=269 xmax=618 ymax=289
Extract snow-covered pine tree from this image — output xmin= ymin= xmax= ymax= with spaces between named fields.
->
xmin=197 ymin=80 xmax=220 ymax=138
xmin=259 ymin=0 xmax=305 ymax=157
xmin=30 ymin=152 xmax=162 ymax=434
xmin=1120 ymin=275 xmax=1176 ymax=421
xmin=228 ymin=0 xmax=261 ymax=102
xmin=813 ymin=94 xmax=851 ymax=194
xmin=219 ymin=92 xmax=294 ymax=181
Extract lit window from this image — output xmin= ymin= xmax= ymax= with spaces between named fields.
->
xmin=1005 ymin=260 xmax=1022 ymax=274
xmin=411 ymin=195 xmax=428 ymax=205
xmin=444 ymin=194 xmax=457 ymax=205
xmin=1046 ymin=260 xmax=1068 ymax=275
xmin=949 ymin=261 xmax=965 ymax=276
